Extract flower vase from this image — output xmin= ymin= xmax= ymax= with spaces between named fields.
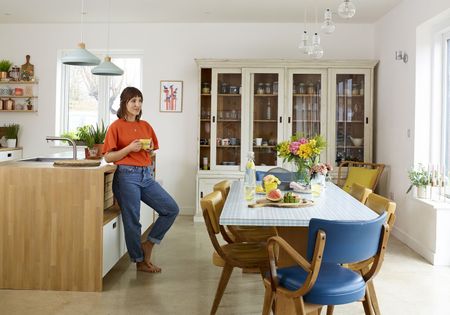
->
xmin=295 ymin=167 xmax=311 ymax=187
xmin=416 ymin=186 xmax=427 ymax=199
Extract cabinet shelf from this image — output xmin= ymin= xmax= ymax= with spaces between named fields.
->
xmin=0 ymin=95 xmax=37 ymax=98
xmin=218 ymin=119 xmax=240 ymax=122
xmin=200 ymin=118 xmax=210 ymax=122
xmin=201 ymin=93 xmax=211 ymax=96
xmin=254 ymin=94 xmax=277 ymax=97
xmin=337 ymin=120 xmax=364 ymax=123
xmin=217 ymin=145 xmax=240 ymax=148
xmin=293 ymin=120 xmax=320 ymax=122
xmin=293 ymin=94 xmax=320 ymax=97
xmin=254 ymin=145 xmax=276 ymax=149
xmin=218 ymin=94 xmax=241 ymax=97
xmin=0 ymin=80 xmax=38 ymax=84
xmin=337 ymin=146 xmax=364 ymax=149
xmin=254 ymin=119 xmax=277 ymax=123
xmin=0 ymin=109 xmax=37 ymax=112
xmin=200 ymin=145 xmax=210 ymax=147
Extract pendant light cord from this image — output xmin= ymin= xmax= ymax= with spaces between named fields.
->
xmin=107 ymin=0 xmax=111 ymax=55
xmin=80 ymin=0 xmax=85 ymax=43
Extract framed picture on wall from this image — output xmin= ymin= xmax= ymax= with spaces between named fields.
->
xmin=159 ymin=80 xmax=183 ymax=112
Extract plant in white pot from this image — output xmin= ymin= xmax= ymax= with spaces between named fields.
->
xmin=406 ymin=164 xmax=429 ymax=198
xmin=4 ymin=123 xmax=19 ymax=148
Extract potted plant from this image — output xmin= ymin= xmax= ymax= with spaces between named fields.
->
xmin=76 ymin=121 xmax=108 ymax=159
xmin=0 ymin=60 xmax=13 ymax=80
xmin=75 ymin=125 xmax=96 ymax=158
xmin=406 ymin=164 xmax=429 ymax=198
xmin=4 ymin=123 xmax=19 ymax=148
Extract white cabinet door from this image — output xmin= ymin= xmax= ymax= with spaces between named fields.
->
xmin=103 ymin=216 xmax=121 ymax=277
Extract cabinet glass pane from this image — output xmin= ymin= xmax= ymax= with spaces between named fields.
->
xmin=253 ymin=73 xmax=278 ymax=166
xmin=292 ymin=74 xmax=321 ymax=138
xmin=335 ymin=74 xmax=365 ymax=164
xmin=199 ymin=68 xmax=211 ymax=170
xmin=216 ymin=73 xmax=242 ymax=167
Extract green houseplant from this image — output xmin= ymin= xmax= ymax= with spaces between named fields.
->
xmin=406 ymin=164 xmax=429 ymax=198
xmin=75 ymin=121 xmax=108 ymax=159
xmin=0 ymin=60 xmax=13 ymax=80
xmin=4 ymin=123 xmax=20 ymax=148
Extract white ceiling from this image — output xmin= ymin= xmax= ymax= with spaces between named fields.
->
xmin=0 ymin=0 xmax=402 ymax=24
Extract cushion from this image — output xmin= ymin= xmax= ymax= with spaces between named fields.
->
xmin=343 ymin=167 xmax=379 ymax=192
xmin=273 ymin=263 xmax=366 ymax=305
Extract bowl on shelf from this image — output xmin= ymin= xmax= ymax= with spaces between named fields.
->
xmin=350 ymin=137 xmax=363 ymax=146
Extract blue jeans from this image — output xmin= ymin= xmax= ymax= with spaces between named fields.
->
xmin=113 ymin=165 xmax=179 ymax=263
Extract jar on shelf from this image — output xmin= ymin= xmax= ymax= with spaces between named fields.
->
xmin=220 ymin=82 xmax=229 ymax=94
xmin=201 ymin=82 xmax=210 ymax=94
xmin=265 ymin=83 xmax=272 ymax=94
xmin=256 ymin=83 xmax=265 ymax=94
xmin=352 ymin=83 xmax=359 ymax=95
xmin=272 ymin=81 xmax=278 ymax=95
xmin=298 ymin=83 xmax=306 ymax=94
xmin=307 ymin=82 xmax=314 ymax=94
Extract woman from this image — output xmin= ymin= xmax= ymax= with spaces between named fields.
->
xmin=103 ymin=87 xmax=179 ymax=273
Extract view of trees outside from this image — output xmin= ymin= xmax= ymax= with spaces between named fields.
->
xmin=66 ymin=57 xmax=142 ymax=133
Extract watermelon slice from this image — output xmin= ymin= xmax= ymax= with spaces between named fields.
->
xmin=266 ymin=189 xmax=283 ymax=202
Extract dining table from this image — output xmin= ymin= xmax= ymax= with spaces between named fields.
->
xmin=220 ymin=180 xmax=378 ymax=264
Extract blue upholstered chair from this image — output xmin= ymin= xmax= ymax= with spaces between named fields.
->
xmin=260 ymin=167 xmax=296 ymax=190
xmin=262 ymin=213 xmax=389 ymax=315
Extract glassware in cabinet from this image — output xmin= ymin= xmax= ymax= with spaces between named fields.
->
xmin=334 ymin=73 xmax=366 ymax=165
xmin=199 ymin=68 xmax=211 ymax=170
xmin=215 ymin=72 xmax=242 ymax=168
xmin=252 ymin=72 xmax=279 ymax=167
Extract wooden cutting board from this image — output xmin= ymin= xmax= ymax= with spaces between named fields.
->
xmin=248 ymin=198 xmax=314 ymax=208
xmin=53 ymin=160 xmax=101 ymax=167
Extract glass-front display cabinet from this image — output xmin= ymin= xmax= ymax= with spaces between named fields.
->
xmin=246 ymin=68 xmax=284 ymax=169
xmin=329 ymin=69 xmax=372 ymax=166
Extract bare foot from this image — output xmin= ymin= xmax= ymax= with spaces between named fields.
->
xmin=136 ymin=261 xmax=161 ymax=273
xmin=142 ymin=241 xmax=155 ymax=266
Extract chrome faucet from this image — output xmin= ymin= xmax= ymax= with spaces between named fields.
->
xmin=46 ymin=136 xmax=77 ymax=160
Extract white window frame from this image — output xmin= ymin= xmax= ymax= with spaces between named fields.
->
xmin=443 ymin=32 xmax=450 ymax=175
xmin=56 ymin=50 xmax=144 ymax=136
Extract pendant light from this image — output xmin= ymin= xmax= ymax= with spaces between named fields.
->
xmin=92 ymin=0 xmax=124 ymax=76
xmin=62 ymin=0 xmax=100 ymax=66
xmin=321 ymin=9 xmax=336 ymax=34
xmin=338 ymin=0 xmax=356 ymax=19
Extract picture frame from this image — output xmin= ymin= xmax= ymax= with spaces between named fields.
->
xmin=159 ymin=80 xmax=183 ymax=112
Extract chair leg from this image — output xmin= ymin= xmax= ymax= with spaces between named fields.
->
xmin=262 ymin=286 xmax=275 ymax=315
xmin=362 ymin=287 xmax=375 ymax=315
xmin=210 ymin=264 xmax=233 ymax=315
xmin=293 ymin=297 xmax=307 ymax=315
xmin=326 ymin=305 xmax=335 ymax=315
xmin=367 ymin=281 xmax=381 ymax=315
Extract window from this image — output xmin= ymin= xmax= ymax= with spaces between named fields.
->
xmin=58 ymin=52 xmax=142 ymax=135
xmin=445 ymin=37 xmax=450 ymax=177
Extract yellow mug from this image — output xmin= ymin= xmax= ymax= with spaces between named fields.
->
xmin=140 ymin=139 xmax=152 ymax=150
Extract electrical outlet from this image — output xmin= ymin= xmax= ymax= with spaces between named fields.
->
xmin=389 ymin=192 xmax=395 ymax=200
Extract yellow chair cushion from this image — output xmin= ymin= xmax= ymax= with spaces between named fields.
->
xmin=343 ymin=167 xmax=379 ymax=192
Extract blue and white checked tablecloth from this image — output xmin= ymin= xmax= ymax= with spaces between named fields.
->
xmin=220 ymin=181 xmax=378 ymax=226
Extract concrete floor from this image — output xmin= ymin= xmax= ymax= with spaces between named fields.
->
xmin=1 ymin=216 xmax=450 ymax=315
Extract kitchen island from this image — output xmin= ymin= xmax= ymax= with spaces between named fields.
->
xmin=0 ymin=155 xmax=154 ymax=292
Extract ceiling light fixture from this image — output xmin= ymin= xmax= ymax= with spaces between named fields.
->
xmin=62 ymin=0 xmax=100 ymax=66
xmin=321 ymin=8 xmax=335 ymax=34
xmin=92 ymin=0 xmax=124 ymax=76
xmin=338 ymin=0 xmax=356 ymax=19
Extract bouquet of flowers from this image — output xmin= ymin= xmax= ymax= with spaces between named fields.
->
xmin=276 ymin=133 xmax=327 ymax=184
xmin=311 ymin=163 xmax=333 ymax=176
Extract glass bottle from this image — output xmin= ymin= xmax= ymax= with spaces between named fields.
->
xmin=265 ymin=83 xmax=272 ymax=94
xmin=266 ymin=99 xmax=272 ymax=120
xmin=201 ymin=82 xmax=210 ymax=94
xmin=256 ymin=83 xmax=265 ymax=94
xmin=244 ymin=152 xmax=256 ymax=201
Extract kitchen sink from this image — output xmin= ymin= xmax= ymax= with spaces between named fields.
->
xmin=20 ymin=157 xmax=74 ymax=162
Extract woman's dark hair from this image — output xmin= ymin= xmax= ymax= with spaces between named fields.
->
xmin=117 ymin=87 xmax=143 ymax=121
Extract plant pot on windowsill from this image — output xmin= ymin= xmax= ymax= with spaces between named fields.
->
xmin=84 ymin=145 xmax=104 ymax=160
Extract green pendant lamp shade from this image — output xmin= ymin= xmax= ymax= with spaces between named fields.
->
xmin=92 ymin=56 xmax=124 ymax=76
xmin=62 ymin=42 xmax=101 ymax=66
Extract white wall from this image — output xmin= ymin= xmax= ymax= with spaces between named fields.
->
xmin=374 ymin=0 xmax=450 ymax=263
xmin=0 ymin=23 xmax=374 ymax=215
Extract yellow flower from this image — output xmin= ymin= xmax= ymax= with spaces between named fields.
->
xmin=277 ymin=141 xmax=290 ymax=157
xmin=298 ymin=143 xmax=313 ymax=159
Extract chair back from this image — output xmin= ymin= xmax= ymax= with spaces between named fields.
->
xmin=307 ymin=212 xmax=387 ymax=264
xmin=349 ymin=183 xmax=372 ymax=204
xmin=213 ymin=180 xmax=231 ymax=200
xmin=264 ymin=167 xmax=296 ymax=190
xmin=365 ymin=193 xmax=396 ymax=227
xmin=200 ymin=191 xmax=223 ymax=235
xmin=337 ymin=161 xmax=385 ymax=192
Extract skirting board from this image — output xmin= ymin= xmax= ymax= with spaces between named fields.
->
xmin=392 ymin=226 xmax=450 ymax=266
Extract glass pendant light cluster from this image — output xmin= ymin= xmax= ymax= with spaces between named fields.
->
xmin=299 ymin=1 xmax=356 ymax=59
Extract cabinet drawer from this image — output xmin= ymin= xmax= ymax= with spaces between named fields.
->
xmin=102 ymin=216 xmax=121 ymax=277
xmin=0 ymin=149 xmax=22 ymax=162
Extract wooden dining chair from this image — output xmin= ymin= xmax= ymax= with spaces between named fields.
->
xmin=200 ymin=191 xmax=270 ymax=315
xmin=337 ymin=161 xmax=385 ymax=193
xmin=213 ymin=180 xmax=277 ymax=244
xmin=349 ymin=183 xmax=372 ymax=204
xmin=263 ymin=213 xmax=390 ymax=315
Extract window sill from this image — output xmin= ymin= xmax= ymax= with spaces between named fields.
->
xmin=412 ymin=196 xmax=450 ymax=210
